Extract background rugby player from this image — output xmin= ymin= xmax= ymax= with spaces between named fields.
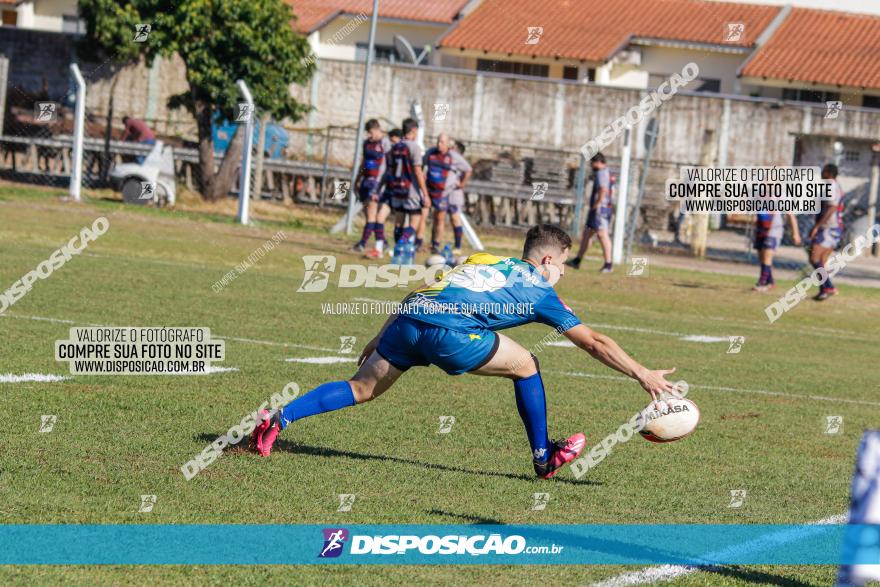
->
xmin=752 ymin=211 xmax=800 ymax=292
xmin=809 ymin=163 xmax=847 ymax=301
xmin=353 ymin=119 xmax=391 ymax=255
xmin=424 ymin=133 xmax=472 ymax=254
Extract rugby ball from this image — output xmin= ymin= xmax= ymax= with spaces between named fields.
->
xmin=638 ymin=397 xmax=700 ymax=443
xmin=425 ymin=254 xmax=446 ymax=267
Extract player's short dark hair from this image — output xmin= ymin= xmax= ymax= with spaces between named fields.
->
xmin=823 ymin=163 xmax=839 ymax=178
xmin=402 ymin=117 xmax=419 ymax=135
xmin=523 ymin=224 xmax=572 ymax=258
xmin=389 ymin=128 xmax=402 ymax=139
xmin=454 ymin=140 xmax=466 ymax=154
xmin=590 ymin=152 xmax=606 ymax=164
xmin=365 ymin=119 xmax=380 ymax=132
xmin=122 ymin=116 xmax=130 ymax=123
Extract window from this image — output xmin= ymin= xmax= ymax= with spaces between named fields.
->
xmin=1 ymin=10 xmax=16 ymax=26
xmin=563 ymin=66 xmax=579 ymax=80
xmin=782 ymin=88 xmax=840 ymax=103
xmin=693 ymin=78 xmax=721 ymax=93
xmin=844 ymin=150 xmax=860 ymax=163
xmin=354 ymin=43 xmax=400 ymax=63
xmin=863 ymin=95 xmax=880 ymax=109
xmin=651 ymin=74 xmax=718 ymax=93
xmin=476 ymin=59 xmax=549 ymax=78
xmin=62 ymin=15 xmax=84 ymax=34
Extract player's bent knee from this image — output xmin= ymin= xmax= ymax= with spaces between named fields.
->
xmin=510 ymin=352 xmax=538 ymax=379
xmin=348 ymin=380 xmax=376 ymax=404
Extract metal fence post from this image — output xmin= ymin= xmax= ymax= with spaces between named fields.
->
xmin=611 ymin=128 xmax=631 ymax=264
xmin=0 ymin=56 xmax=8 ymax=137
xmin=236 ymin=79 xmax=255 ymax=225
xmin=69 ymin=63 xmax=86 ymax=202
xmin=344 ymin=0 xmax=380 ymax=235
xmin=571 ymin=154 xmax=587 ymax=238
xmin=320 ymin=125 xmax=331 ymax=208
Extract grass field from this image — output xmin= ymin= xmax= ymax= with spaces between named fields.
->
xmin=1 ymin=184 xmax=878 ymax=585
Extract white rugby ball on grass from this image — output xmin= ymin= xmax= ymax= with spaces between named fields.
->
xmin=639 ymin=397 xmax=700 ymax=443
xmin=425 ymin=254 xmax=446 ymax=267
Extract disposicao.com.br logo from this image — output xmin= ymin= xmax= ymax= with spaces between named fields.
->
xmin=318 ymin=528 xmax=563 ymax=557
xmin=297 ymin=255 xmax=556 ymax=293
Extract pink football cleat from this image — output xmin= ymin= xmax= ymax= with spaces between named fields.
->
xmin=249 ymin=409 xmax=281 ymax=457
xmin=534 ymin=433 xmax=586 ymax=479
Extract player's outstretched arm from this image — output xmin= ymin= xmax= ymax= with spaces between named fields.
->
xmin=564 ymin=324 xmax=678 ymax=401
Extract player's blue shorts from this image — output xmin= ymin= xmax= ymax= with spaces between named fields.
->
xmin=378 ymin=188 xmax=392 ymax=206
xmin=430 ymin=195 xmax=458 ymax=213
xmin=376 ymin=315 xmax=499 ymax=375
xmin=587 ymin=208 xmax=612 ymax=231
xmin=358 ymin=178 xmax=381 ymax=203
xmin=753 ymin=235 xmax=779 ymax=250
xmin=813 ymin=227 xmax=842 ymax=249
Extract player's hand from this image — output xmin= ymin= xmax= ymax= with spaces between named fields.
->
xmin=637 ymin=367 xmax=678 ymax=401
xmin=358 ymin=337 xmax=379 ymax=366
xmin=793 ymin=236 xmax=802 ymax=246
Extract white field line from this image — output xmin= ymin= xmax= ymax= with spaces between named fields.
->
xmin=552 ymin=370 xmax=880 ymax=408
xmin=588 ymin=513 xmax=846 ymax=587
xmin=572 ymin=299 xmax=878 ymax=344
xmin=286 ymin=357 xmax=358 ymax=364
xmin=679 ymin=335 xmax=729 ymax=343
xmin=590 ymin=323 xmax=688 ymax=338
xmin=0 ymin=373 xmax=69 ymax=383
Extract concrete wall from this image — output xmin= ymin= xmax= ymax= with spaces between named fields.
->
xmin=294 ymin=59 xmax=880 ymax=169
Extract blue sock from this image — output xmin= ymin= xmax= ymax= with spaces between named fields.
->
xmin=759 ymin=263 xmax=772 ymax=285
xmin=453 ymin=226 xmax=463 ymax=248
xmin=812 ymin=260 xmax=834 ymax=291
xmin=279 ymin=381 xmax=356 ymax=429
xmin=513 ymin=372 xmax=551 ymax=463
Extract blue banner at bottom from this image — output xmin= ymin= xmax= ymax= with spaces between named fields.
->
xmin=1 ymin=524 xmax=878 ymax=565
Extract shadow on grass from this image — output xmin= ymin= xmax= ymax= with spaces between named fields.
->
xmin=424 ymin=509 xmax=505 ymax=525
xmin=195 ymin=433 xmax=601 ymax=486
xmin=698 ymin=565 xmax=816 ymax=586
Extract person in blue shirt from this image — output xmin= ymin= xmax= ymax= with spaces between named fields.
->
xmin=568 ymin=153 xmax=615 ymax=273
xmin=251 ymin=224 xmax=678 ymax=479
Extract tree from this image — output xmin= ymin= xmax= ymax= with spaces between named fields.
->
xmin=78 ymin=0 xmax=314 ymax=200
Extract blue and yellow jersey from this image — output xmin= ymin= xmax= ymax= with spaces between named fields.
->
xmin=399 ymin=253 xmax=581 ymax=333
